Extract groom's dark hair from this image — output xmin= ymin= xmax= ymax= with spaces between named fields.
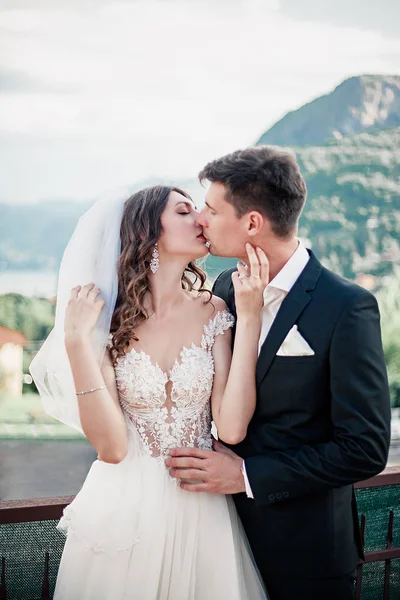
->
xmin=199 ymin=146 xmax=307 ymax=238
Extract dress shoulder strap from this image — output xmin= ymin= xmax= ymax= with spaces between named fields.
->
xmin=201 ymin=310 xmax=235 ymax=352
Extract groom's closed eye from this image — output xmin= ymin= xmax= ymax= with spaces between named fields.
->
xmin=205 ymin=202 xmax=216 ymax=215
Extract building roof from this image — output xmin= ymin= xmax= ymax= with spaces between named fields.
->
xmin=0 ymin=325 xmax=28 ymax=346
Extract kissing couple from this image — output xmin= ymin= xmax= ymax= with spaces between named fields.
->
xmin=31 ymin=146 xmax=391 ymax=600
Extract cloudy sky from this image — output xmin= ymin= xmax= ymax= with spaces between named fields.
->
xmin=1 ymin=0 xmax=399 ymax=204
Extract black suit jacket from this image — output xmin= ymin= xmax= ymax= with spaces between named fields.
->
xmin=213 ymin=250 xmax=391 ymax=580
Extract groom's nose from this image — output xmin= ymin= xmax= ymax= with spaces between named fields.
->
xmin=196 ymin=209 xmax=207 ymax=228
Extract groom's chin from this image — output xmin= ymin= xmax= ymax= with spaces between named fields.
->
xmin=206 ymin=241 xmax=234 ymax=258
xmin=207 ymin=247 xmax=221 ymax=257
xmin=207 ymin=246 xmax=231 ymax=258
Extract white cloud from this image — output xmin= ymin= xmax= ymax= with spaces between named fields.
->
xmin=0 ymin=0 xmax=399 ymax=202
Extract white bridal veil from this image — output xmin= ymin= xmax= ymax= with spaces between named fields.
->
xmin=29 ymin=196 xmax=126 ymax=432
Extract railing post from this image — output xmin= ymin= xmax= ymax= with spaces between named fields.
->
xmin=41 ymin=551 xmax=51 ymax=600
xmin=383 ymin=510 xmax=394 ymax=600
xmin=355 ymin=514 xmax=366 ymax=600
xmin=0 ymin=557 xmax=6 ymax=600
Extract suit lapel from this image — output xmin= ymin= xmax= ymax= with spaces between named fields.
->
xmin=255 ymin=251 xmax=322 ymax=387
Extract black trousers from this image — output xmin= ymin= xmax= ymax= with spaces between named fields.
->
xmin=264 ymin=571 xmax=356 ymax=600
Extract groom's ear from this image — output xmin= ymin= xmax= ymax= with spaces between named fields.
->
xmin=246 ymin=211 xmax=265 ymax=237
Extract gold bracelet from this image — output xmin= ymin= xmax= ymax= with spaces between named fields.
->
xmin=76 ymin=385 xmax=107 ymax=396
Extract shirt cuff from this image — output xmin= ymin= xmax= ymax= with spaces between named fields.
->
xmin=241 ymin=460 xmax=254 ymax=499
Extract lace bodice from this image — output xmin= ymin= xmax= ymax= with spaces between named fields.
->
xmin=110 ymin=310 xmax=234 ymax=461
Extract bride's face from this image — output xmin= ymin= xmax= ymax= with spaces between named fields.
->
xmin=158 ymin=191 xmax=209 ymax=261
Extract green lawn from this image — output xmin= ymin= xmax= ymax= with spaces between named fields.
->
xmin=0 ymin=392 xmax=84 ymax=440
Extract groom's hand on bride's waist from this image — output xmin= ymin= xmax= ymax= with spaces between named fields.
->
xmin=165 ymin=440 xmax=246 ymax=494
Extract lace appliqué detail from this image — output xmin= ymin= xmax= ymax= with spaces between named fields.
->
xmin=113 ymin=310 xmax=234 ymax=461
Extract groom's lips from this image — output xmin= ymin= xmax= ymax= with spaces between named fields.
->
xmin=197 ymin=233 xmax=207 ymax=241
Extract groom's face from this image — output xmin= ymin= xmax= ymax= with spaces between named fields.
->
xmin=197 ymin=182 xmax=247 ymax=258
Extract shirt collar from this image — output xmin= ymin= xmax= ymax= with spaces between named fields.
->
xmin=263 ymin=240 xmax=310 ymax=303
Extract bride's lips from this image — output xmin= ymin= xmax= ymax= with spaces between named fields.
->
xmin=196 ymin=233 xmax=207 ymax=242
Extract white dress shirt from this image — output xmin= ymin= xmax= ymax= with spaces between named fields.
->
xmin=242 ymin=240 xmax=310 ymax=499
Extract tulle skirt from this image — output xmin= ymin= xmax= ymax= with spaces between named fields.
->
xmin=54 ymin=431 xmax=268 ymax=600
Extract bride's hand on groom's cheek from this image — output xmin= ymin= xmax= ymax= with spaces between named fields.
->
xmin=233 ymin=244 xmax=269 ymax=318
xmin=165 ymin=441 xmax=246 ymax=495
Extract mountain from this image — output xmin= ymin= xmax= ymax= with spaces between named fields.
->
xmin=0 ymin=180 xmax=235 ymax=280
xmin=0 ymin=178 xmax=206 ymax=272
xmin=256 ymin=75 xmax=400 ymax=147
xmin=293 ymin=127 xmax=400 ymax=278
xmin=1 ymin=127 xmax=399 ymax=281
xmin=1 ymin=75 xmax=399 ymax=283
xmin=254 ymin=74 xmax=400 ymax=279
xmin=0 ymin=200 xmax=89 ymax=271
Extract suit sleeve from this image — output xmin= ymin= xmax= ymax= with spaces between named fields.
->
xmin=244 ymin=291 xmax=391 ymax=507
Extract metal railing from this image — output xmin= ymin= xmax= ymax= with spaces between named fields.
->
xmin=1 ymin=468 xmax=399 ymax=600
xmin=354 ymin=466 xmax=400 ymax=600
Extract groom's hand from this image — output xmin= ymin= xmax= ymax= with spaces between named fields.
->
xmin=165 ymin=440 xmax=246 ymax=494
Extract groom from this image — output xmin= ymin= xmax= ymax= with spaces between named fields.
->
xmin=166 ymin=146 xmax=391 ymax=600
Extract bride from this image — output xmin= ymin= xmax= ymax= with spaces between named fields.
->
xmin=30 ymin=185 xmax=269 ymax=599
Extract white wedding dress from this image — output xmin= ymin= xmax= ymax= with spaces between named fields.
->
xmin=54 ymin=310 xmax=268 ymax=600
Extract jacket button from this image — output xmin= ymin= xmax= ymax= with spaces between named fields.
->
xmin=275 ymin=492 xmax=282 ymax=500
xmin=283 ymin=491 xmax=290 ymax=498
xmin=268 ymin=493 xmax=276 ymax=501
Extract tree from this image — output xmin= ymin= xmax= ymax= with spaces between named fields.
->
xmin=377 ymin=269 xmax=400 ymax=407
xmin=0 ymin=293 xmax=55 ymax=341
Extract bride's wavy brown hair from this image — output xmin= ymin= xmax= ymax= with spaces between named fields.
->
xmin=109 ymin=185 xmax=211 ymax=364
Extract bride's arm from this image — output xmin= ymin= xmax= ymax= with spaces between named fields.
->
xmin=65 ymin=284 xmax=128 ymax=464
xmin=211 ymin=310 xmax=260 ymax=445
xmin=211 ymin=245 xmax=269 ymax=445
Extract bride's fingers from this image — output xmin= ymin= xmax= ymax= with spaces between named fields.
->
xmin=79 ymin=283 xmax=96 ymax=298
xmin=70 ymin=285 xmax=81 ymax=299
xmin=245 ymin=243 xmax=261 ymax=278
xmin=88 ymin=287 xmax=101 ymax=301
xmin=231 ymin=271 xmax=241 ymax=291
xmin=256 ymin=247 xmax=269 ymax=286
xmin=236 ymin=261 xmax=247 ymax=280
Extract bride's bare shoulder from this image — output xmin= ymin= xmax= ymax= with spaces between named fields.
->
xmin=187 ymin=291 xmax=228 ymax=319
xmin=210 ymin=295 xmax=228 ymax=315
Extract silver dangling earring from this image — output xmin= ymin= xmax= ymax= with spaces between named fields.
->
xmin=149 ymin=243 xmax=159 ymax=273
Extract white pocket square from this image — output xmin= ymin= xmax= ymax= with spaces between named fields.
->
xmin=277 ymin=325 xmax=315 ymax=356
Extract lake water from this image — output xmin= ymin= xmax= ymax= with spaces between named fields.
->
xmin=0 ymin=260 xmax=233 ymax=298
xmin=0 ymin=270 xmax=58 ymax=298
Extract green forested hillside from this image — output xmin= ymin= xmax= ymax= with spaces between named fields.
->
xmin=253 ymin=75 xmax=400 ymax=278
xmin=293 ymin=127 xmax=400 ymax=278
xmin=0 ymin=293 xmax=55 ymax=341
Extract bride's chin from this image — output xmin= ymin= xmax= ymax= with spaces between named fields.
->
xmin=189 ymin=248 xmax=209 ymax=261
xmin=198 ymin=248 xmax=210 ymax=259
